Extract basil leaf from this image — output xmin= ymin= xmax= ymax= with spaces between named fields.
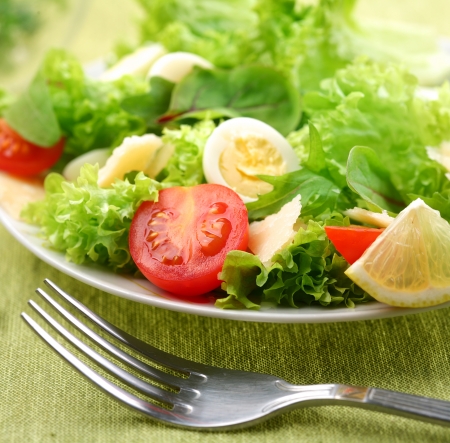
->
xmin=4 ymin=69 xmax=61 ymax=147
xmin=162 ymin=65 xmax=301 ymax=135
xmin=346 ymin=146 xmax=405 ymax=213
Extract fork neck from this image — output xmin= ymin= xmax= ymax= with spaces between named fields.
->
xmin=262 ymin=381 xmax=369 ymax=414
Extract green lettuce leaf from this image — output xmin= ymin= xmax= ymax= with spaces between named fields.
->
xmin=246 ymin=169 xmax=341 ymax=222
xmin=290 ymin=58 xmax=450 ymax=208
xmin=0 ymin=88 xmax=14 ymax=116
xmin=135 ymin=0 xmax=347 ymax=92
xmin=326 ymin=0 xmax=450 ymax=86
xmin=4 ymin=69 xmax=61 ymax=147
xmin=217 ymin=216 xmax=372 ymax=310
xmin=246 ymin=122 xmax=349 ymax=221
xmin=41 ymin=49 xmax=148 ymax=161
xmin=120 ymin=76 xmax=175 ymax=134
xmin=21 ymin=164 xmax=160 ymax=272
xmin=136 ymin=0 xmax=258 ymax=69
xmin=157 ymin=120 xmax=215 ymax=187
xmin=346 ymin=146 xmax=405 ymax=214
xmin=407 ymin=190 xmax=450 ymax=221
xmin=136 ymin=0 xmax=450 ymax=94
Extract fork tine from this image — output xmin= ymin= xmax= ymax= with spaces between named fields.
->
xmin=27 ymin=300 xmax=182 ymax=406
xmin=36 ymin=287 xmax=186 ymax=389
xmin=21 ymin=312 xmax=194 ymax=427
xmin=44 ymin=279 xmax=207 ymax=373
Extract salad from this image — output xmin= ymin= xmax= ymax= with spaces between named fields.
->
xmin=2 ymin=0 xmax=450 ymax=311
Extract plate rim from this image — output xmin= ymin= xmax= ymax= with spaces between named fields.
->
xmin=2 ymin=205 xmax=450 ymax=323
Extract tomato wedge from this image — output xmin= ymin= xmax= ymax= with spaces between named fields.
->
xmin=0 ymin=119 xmax=65 ymax=176
xmin=129 ymin=184 xmax=249 ymax=296
xmin=325 ymin=225 xmax=384 ymax=264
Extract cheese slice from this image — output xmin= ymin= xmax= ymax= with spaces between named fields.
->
xmin=248 ymin=194 xmax=302 ymax=264
xmin=97 ymin=134 xmax=163 ymax=187
xmin=0 ymin=173 xmax=45 ymax=220
xmin=344 ymin=207 xmax=394 ymax=228
xmin=63 ymin=148 xmax=110 ymax=182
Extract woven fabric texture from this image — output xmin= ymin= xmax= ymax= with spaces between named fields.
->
xmin=2 ymin=223 xmax=450 ymax=443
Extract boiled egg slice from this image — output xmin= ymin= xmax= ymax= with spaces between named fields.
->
xmin=147 ymin=52 xmax=213 ymax=83
xmin=203 ymin=117 xmax=300 ymax=203
xmin=100 ymin=44 xmax=167 ymax=81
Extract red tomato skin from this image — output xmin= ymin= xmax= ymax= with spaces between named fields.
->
xmin=129 ymin=184 xmax=249 ymax=296
xmin=325 ymin=225 xmax=384 ymax=264
xmin=0 ymin=119 xmax=65 ymax=176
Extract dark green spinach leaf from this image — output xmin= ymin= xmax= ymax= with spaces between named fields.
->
xmin=246 ymin=168 xmax=340 ymax=221
xmin=121 ymin=76 xmax=175 ymax=133
xmin=161 ymin=65 xmax=301 ymax=135
xmin=346 ymin=146 xmax=405 ymax=213
xmin=4 ymin=69 xmax=61 ymax=147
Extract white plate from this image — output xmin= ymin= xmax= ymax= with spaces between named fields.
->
xmin=2 ymin=206 xmax=450 ymax=323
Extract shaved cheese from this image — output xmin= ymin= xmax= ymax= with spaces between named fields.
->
xmin=145 ymin=143 xmax=175 ymax=179
xmin=248 ymin=194 xmax=301 ymax=264
xmin=0 ymin=173 xmax=45 ymax=220
xmin=63 ymin=148 xmax=110 ymax=181
xmin=344 ymin=207 xmax=394 ymax=228
xmin=98 ymin=134 xmax=163 ymax=187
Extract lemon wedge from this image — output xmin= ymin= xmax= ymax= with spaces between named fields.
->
xmin=345 ymin=199 xmax=450 ymax=308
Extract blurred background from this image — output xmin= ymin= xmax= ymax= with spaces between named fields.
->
xmin=0 ymin=0 xmax=449 ymax=92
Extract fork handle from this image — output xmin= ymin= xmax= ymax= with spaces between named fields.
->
xmin=334 ymin=385 xmax=450 ymax=426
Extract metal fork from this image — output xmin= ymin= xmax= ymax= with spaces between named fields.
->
xmin=21 ymin=279 xmax=450 ymax=430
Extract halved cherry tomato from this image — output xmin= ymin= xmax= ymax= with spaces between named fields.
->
xmin=325 ymin=225 xmax=384 ymax=264
xmin=129 ymin=184 xmax=249 ymax=296
xmin=0 ymin=119 xmax=65 ymax=176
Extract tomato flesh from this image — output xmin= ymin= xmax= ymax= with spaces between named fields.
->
xmin=129 ymin=184 xmax=249 ymax=296
xmin=0 ymin=119 xmax=65 ymax=176
xmin=325 ymin=225 xmax=384 ymax=264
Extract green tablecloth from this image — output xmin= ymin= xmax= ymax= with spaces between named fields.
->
xmin=3 ymin=1 xmax=450 ymax=441
xmin=2 ymin=222 xmax=450 ymax=442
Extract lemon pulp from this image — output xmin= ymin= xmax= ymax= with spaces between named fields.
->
xmin=345 ymin=199 xmax=450 ymax=307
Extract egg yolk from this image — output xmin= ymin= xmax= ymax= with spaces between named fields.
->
xmin=219 ymin=131 xmax=286 ymax=199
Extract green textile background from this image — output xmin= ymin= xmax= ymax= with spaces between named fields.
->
xmin=3 ymin=0 xmax=450 ymax=441
xmin=2 ymin=222 xmax=450 ymax=442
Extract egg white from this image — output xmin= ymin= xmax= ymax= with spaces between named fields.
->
xmin=147 ymin=52 xmax=213 ymax=83
xmin=202 ymin=117 xmax=300 ymax=203
xmin=100 ymin=44 xmax=167 ymax=81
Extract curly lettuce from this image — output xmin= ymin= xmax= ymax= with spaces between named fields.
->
xmin=157 ymin=120 xmax=215 ymax=187
xmin=21 ymin=164 xmax=159 ymax=272
xmin=218 ymin=216 xmax=371 ymax=310
xmin=290 ymin=58 xmax=450 ymax=208
xmin=136 ymin=0 xmax=347 ymax=91
xmin=136 ymin=0 xmax=450 ymax=93
xmin=41 ymin=49 xmax=148 ymax=159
